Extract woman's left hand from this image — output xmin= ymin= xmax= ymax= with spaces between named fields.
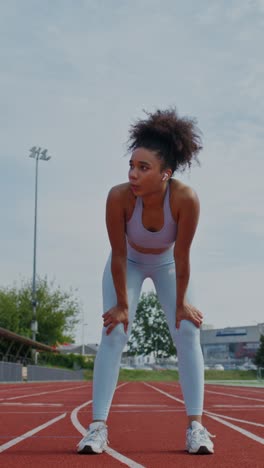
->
xmin=103 ymin=305 xmax=129 ymax=335
xmin=176 ymin=303 xmax=203 ymax=329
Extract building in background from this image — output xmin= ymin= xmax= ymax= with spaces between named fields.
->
xmin=56 ymin=324 xmax=263 ymax=370
xmin=200 ymin=323 xmax=264 ymax=367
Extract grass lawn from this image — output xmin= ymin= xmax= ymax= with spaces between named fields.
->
xmin=83 ymin=368 xmax=261 ymax=382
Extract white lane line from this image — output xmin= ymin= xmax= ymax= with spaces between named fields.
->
xmin=144 ymin=383 xmax=264 ymax=445
xmin=0 ymin=402 xmax=62 ymax=407
xmin=206 ymin=413 xmax=264 ymax=444
xmin=213 ymin=404 xmax=264 ymax=408
xmin=4 ymin=383 xmax=88 ymax=401
xmin=70 ymin=399 xmax=93 ymax=435
xmin=112 ymin=404 xmax=169 ymax=407
xmin=144 ymin=383 xmax=185 ymax=405
xmin=71 ymin=383 xmax=146 ymax=468
xmin=206 ymin=384 xmax=264 ymax=391
xmin=109 ymin=409 xmax=185 ymax=413
xmin=206 ymin=390 xmax=264 ymax=403
xmin=1 ymin=412 xmax=64 ymax=415
xmin=0 ymin=412 xmax=66 ymax=453
xmin=105 ymin=446 xmax=145 ymax=467
xmin=205 ymin=410 xmax=264 ymax=428
xmin=0 ymin=385 xmax=40 ymax=394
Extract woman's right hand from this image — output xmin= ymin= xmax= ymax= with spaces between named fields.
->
xmin=103 ymin=305 xmax=129 ymax=335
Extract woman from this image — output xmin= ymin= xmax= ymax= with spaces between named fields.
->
xmin=77 ymin=108 xmax=215 ymax=455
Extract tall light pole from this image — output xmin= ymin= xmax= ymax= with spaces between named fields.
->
xmin=28 ymin=146 xmax=51 ymax=342
xmin=81 ymin=307 xmax=88 ymax=356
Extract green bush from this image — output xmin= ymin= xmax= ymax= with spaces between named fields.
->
xmin=38 ymin=352 xmax=95 ymax=370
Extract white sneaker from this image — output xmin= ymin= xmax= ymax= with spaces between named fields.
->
xmin=186 ymin=421 xmax=215 ymax=454
xmin=77 ymin=422 xmax=108 ymax=454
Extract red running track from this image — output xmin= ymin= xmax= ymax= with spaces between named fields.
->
xmin=0 ymin=380 xmax=263 ymax=467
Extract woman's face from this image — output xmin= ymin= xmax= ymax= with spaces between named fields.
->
xmin=128 ymin=147 xmax=167 ymax=196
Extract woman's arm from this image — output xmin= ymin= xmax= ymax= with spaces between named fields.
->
xmin=173 ymin=188 xmax=203 ymax=328
xmin=103 ymin=186 xmax=129 ymax=334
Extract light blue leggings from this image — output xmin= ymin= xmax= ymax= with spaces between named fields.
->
xmin=93 ymin=245 xmax=204 ymax=420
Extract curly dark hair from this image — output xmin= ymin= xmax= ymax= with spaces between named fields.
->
xmin=127 ymin=107 xmax=202 ymax=173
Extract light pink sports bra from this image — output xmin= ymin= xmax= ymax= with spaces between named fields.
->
xmin=126 ymin=184 xmax=178 ymax=249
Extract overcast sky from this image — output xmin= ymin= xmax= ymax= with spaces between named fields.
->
xmin=1 ymin=0 xmax=263 ymax=345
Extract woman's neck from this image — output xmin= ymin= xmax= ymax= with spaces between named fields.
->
xmin=141 ymin=183 xmax=168 ymax=208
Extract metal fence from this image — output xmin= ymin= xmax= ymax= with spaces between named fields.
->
xmin=0 ymin=361 xmax=22 ymax=382
xmin=27 ymin=365 xmax=85 ymax=381
xmin=0 ymin=360 xmax=85 ymax=382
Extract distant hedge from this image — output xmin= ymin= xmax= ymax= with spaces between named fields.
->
xmin=38 ymin=352 xmax=95 ymax=370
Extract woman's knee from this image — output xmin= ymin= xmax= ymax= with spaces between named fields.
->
xmin=179 ymin=319 xmax=200 ymax=337
xmin=101 ymin=324 xmax=129 ymax=349
xmin=171 ymin=319 xmax=200 ymax=344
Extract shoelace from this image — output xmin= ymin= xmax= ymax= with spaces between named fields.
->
xmin=190 ymin=427 xmax=216 ymax=441
xmin=86 ymin=428 xmax=105 ymax=441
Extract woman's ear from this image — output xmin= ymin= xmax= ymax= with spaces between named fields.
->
xmin=162 ymin=169 xmax=172 ymax=181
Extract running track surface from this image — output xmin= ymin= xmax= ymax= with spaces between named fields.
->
xmin=0 ymin=380 xmax=263 ymax=467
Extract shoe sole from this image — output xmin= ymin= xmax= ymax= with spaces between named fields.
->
xmin=78 ymin=446 xmax=99 ymax=454
xmin=188 ymin=445 xmax=214 ymax=455
xmin=77 ymin=444 xmax=107 ymax=455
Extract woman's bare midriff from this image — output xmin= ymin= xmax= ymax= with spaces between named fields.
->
xmin=128 ymin=239 xmax=172 ymax=255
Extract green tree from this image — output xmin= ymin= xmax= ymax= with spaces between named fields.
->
xmin=127 ymin=291 xmax=176 ymax=358
xmin=0 ymin=277 xmax=80 ymax=345
xmin=254 ymin=335 xmax=264 ymax=368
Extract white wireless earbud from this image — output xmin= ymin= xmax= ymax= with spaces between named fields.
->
xmin=162 ymin=173 xmax=169 ymax=181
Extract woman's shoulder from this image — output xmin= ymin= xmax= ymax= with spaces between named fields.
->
xmin=169 ymin=179 xmax=199 ymax=218
xmin=106 ymin=183 xmax=134 ymax=219
xmin=170 ymin=178 xmax=199 ymax=202
xmin=108 ymin=182 xmax=131 ymax=198
xmin=107 ymin=183 xmax=134 ymax=208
